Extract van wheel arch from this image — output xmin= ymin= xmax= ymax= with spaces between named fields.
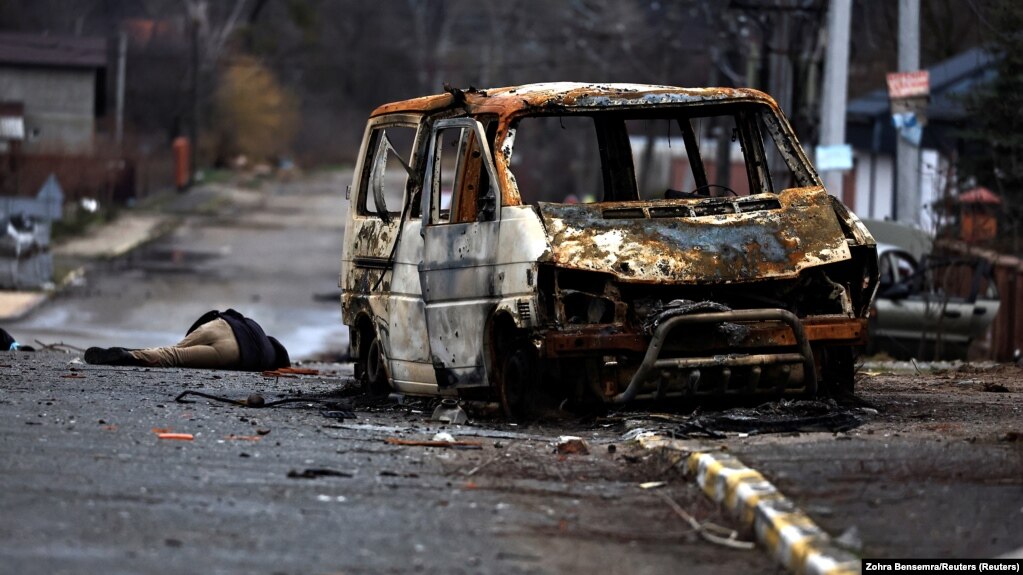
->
xmin=487 ymin=312 xmax=542 ymax=419
xmin=353 ymin=313 xmax=390 ymax=394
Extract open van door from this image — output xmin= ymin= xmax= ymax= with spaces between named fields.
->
xmin=418 ymin=117 xmax=502 ymax=389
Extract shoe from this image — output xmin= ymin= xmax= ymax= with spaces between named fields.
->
xmin=84 ymin=347 xmax=137 ymax=366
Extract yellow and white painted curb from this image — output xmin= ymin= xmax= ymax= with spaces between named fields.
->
xmin=638 ymin=434 xmax=861 ymax=575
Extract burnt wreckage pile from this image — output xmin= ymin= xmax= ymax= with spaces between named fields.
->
xmin=340 ymin=83 xmax=879 ymax=415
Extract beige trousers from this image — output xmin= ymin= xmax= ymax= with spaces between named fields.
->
xmin=130 ymin=318 xmax=241 ymax=369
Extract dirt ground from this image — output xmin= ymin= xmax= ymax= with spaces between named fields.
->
xmin=723 ymin=361 xmax=1023 ymax=560
xmin=856 ymin=361 xmax=1023 ymax=442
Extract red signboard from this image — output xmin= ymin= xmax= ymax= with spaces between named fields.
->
xmin=886 ymin=70 xmax=930 ymax=99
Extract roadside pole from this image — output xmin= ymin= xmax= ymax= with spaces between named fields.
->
xmin=115 ymin=31 xmax=126 ymax=148
xmin=817 ymin=0 xmax=853 ymax=199
xmin=895 ymin=0 xmax=921 ymax=224
xmin=189 ymin=5 xmax=201 ymax=188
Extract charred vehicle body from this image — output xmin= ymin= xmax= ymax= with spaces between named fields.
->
xmin=341 ymin=83 xmax=878 ymax=415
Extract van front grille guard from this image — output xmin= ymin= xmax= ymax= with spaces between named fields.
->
xmin=611 ymin=309 xmax=817 ymax=403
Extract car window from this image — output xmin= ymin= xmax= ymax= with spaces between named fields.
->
xmin=506 ymin=103 xmax=812 ymax=206
xmin=626 ymin=114 xmax=757 ymax=199
xmin=428 ymin=124 xmax=495 ymax=225
xmin=879 ymin=251 xmax=918 ymax=288
xmin=359 ymin=125 xmax=416 ymax=218
xmin=508 ymin=116 xmax=603 ymax=205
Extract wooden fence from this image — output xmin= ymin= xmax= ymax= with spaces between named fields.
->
xmin=937 ymin=239 xmax=1023 ymax=362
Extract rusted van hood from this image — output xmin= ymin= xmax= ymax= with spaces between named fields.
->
xmin=538 ymin=187 xmax=851 ymax=284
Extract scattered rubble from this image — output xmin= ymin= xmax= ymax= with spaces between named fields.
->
xmin=287 ymin=468 xmax=353 ymax=479
xmin=385 ymin=437 xmax=483 ymax=450
xmin=431 ymin=399 xmax=468 ymax=424
xmin=556 ymin=436 xmax=590 ymax=455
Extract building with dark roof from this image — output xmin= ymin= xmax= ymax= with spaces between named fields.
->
xmin=843 ymin=48 xmax=997 ymax=229
xmin=0 ymin=32 xmax=107 ymax=154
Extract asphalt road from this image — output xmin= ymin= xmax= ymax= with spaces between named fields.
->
xmin=2 ymin=174 xmax=1021 ymax=573
xmin=0 ymin=353 xmax=776 ymax=575
xmin=9 ymin=174 xmax=350 ymax=360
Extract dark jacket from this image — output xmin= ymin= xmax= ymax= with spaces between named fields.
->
xmin=186 ymin=309 xmax=290 ymax=371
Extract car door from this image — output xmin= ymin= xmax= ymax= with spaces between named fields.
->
xmin=874 ymin=248 xmax=925 ymax=340
xmin=341 ymin=116 xmax=434 ymax=388
xmin=418 ymin=117 xmax=502 ymax=389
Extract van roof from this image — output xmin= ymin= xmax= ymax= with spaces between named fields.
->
xmin=370 ymin=82 xmax=777 ymax=118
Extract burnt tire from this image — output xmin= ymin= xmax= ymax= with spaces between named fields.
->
xmin=362 ymin=334 xmax=390 ymax=395
xmin=497 ymin=344 xmax=538 ymax=419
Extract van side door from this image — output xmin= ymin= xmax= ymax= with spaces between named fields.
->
xmin=418 ymin=117 xmax=501 ymax=388
xmin=342 ymin=117 xmax=430 ymax=385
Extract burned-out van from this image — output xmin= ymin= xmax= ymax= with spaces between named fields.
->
xmin=341 ymin=83 xmax=878 ymax=416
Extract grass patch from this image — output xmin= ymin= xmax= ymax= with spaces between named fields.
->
xmin=51 ymin=207 xmax=119 ymax=243
xmin=198 ymin=169 xmax=234 ymax=185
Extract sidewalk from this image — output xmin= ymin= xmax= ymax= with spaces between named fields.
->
xmin=53 ymin=213 xmax=172 ymax=259
xmin=0 ymin=181 xmax=272 ymax=322
xmin=0 ymin=209 xmax=177 ymax=322
xmin=0 ymin=291 xmax=48 ymax=322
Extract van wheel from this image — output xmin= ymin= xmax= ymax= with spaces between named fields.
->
xmin=362 ymin=335 xmax=390 ymax=395
xmin=498 ymin=344 xmax=537 ymax=419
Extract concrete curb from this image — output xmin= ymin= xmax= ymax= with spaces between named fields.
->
xmin=53 ymin=214 xmax=173 ymax=260
xmin=638 ymin=435 xmax=861 ymax=575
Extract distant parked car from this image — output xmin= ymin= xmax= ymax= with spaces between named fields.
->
xmin=869 ymin=243 xmax=1000 ymax=360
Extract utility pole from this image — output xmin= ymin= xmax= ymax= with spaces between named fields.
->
xmin=818 ymin=0 xmax=852 ymax=199
xmin=114 ymin=31 xmax=127 ymax=148
xmin=895 ymin=0 xmax=921 ymax=224
xmin=768 ymin=11 xmax=792 ymax=121
xmin=189 ymin=4 xmax=202 ymax=187
xmin=708 ymin=46 xmax=731 ymax=190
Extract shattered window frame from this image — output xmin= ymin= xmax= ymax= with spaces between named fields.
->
xmin=356 ymin=120 xmax=419 ymax=221
xmin=422 ymin=117 xmax=502 ymax=226
xmin=500 ymin=101 xmax=818 ymax=206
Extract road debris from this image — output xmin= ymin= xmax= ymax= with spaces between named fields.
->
xmin=639 ymin=481 xmax=667 ymax=490
xmin=431 ymin=399 xmax=468 ymax=424
xmin=156 ymin=432 xmax=194 ymax=441
xmin=1000 ymin=431 xmax=1022 ymax=442
xmin=658 ymin=492 xmax=754 ymax=550
xmin=277 ymin=367 xmax=320 ymax=375
xmin=673 ymin=399 xmax=867 ymax=437
xmin=261 ymin=367 xmax=322 ymax=378
xmin=463 ymin=453 xmax=503 ymax=477
xmin=556 ymin=436 xmax=590 ymax=455
xmin=432 ymin=432 xmax=456 ymax=442
xmin=175 ymin=389 xmax=355 ymax=416
xmin=833 ymin=526 xmax=864 ymax=554
xmin=287 ymin=468 xmax=353 ymax=479
xmin=33 ymin=340 xmax=86 ymax=353
xmin=320 ymin=410 xmax=352 ymax=421
xmin=385 ymin=437 xmax=483 ymax=450
xmin=379 ymin=470 xmax=420 ymax=478
xmin=261 ymin=371 xmax=298 ymax=379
